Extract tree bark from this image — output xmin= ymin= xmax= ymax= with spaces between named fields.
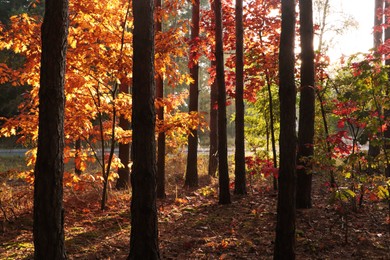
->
xmin=369 ymin=0 xmax=384 ymax=159
xmin=208 ymin=60 xmax=218 ymax=177
xmin=274 ymin=0 xmax=297 ymax=258
xmin=33 ymin=0 xmax=69 ymax=258
xmin=214 ymin=0 xmax=231 ymax=205
xmin=116 ymin=83 xmax=131 ymax=190
xmin=234 ymin=0 xmax=246 ymax=195
xmin=296 ymin=0 xmax=315 ymax=209
xmin=155 ymin=0 xmax=166 ymax=198
xmin=128 ymin=0 xmax=160 ymax=258
xmin=185 ymin=0 xmax=200 ymax=188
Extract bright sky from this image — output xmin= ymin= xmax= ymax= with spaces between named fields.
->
xmin=321 ymin=0 xmax=374 ymax=62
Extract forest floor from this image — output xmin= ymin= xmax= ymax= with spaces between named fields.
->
xmin=0 ymin=155 xmax=390 ymax=259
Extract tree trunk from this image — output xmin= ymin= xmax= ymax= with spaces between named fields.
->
xmin=208 ymin=60 xmax=218 ymax=177
xmin=185 ymin=0 xmax=200 ymax=188
xmin=74 ymin=138 xmax=82 ymax=175
xmin=214 ymin=0 xmax=231 ymax=205
xmin=296 ymin=0 xmax=315 ymax=209
xmin=234 ymin=0 xmax=246 ymax=195
xmin=369 ymin=0 xmax=384 ymax=159
xmin=128 ymin=0 xmax=160 ymax=258
xmin=385 ymin=1 xmax=390 ymax=178
xmin=33 ymin=0 xmax=69 ymax=258
xmin=274 ymin=0 xmax=297 ymax=258
xmin=155 ymin=0 xmax=166 ymax=198
xmin=116 ymin=83 xmax=131 ymax=190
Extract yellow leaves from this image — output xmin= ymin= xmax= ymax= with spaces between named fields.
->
xmin=68 ymin=36 xmax=77 ymax=49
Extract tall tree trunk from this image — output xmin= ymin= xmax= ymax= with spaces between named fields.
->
xmin=116 ymin=83 xmax=131 ymax=190
xmin=296 ymin=0 xmax=315 ymax=209
xmin=214 ymin=0 xmax=231 ymax=205
xmin=74 ymin=138 xmax=82 ymax=175
xmin=385 ymin=1 xmax=390 ymax=178
xmin=128 ymin=0 xmax=160 ymax=258
xmin=369 ymin=0 xmax=384 ymax=159
xmin=274 ymin=0 xmax=297 ymax=258
xmin=155 ymin=0 xmax=166 ymax=198
xmin=185 ymin=0 xmax=200 ymax=188
xmin=116 ymin=1 xmax=132 ymax=190
xmin=208 ymin=60 xmax=218 ymax=177
xmin=33 ymin=0 xmax=69 ymax=258
xmin=234 ymin=0 xmax=246 ymax=195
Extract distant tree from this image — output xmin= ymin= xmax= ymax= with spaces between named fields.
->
xmin=385 ymin=1 xmax=390 ymax=177
xmin=214 ymin=0 xmax=231 ymax=204
xmin=273 ymin=0 xmax=297 ymax=258
xmin=208 ymin=60 xmax=218 ymax=177
xmin=116 ymin=83 xmax=131 ymax=190
xmin=368 ymin=0 xmax=383 ymax=166
xmin=116 ymin=1 xmax=132 ymax=190
xmin=33 ymin=0 xmax=69 ymax=258
xmin=128 ymin=0 xmax=160 ymax=258
xmin=234 ymin=0 xmax=246 ymax=195
xmin=185 ymin=0 xmax=200 ymax=188
xmin=155 ymin=0 xmax=166 ymax=198
xmin=296 ymin=0 xmax=315 ymax=209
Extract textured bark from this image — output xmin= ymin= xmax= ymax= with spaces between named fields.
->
xmin=155 ymin=0 xmax=166 ymax=198
xmin=234 ymin=0 xmax=246 ymax=195
xmin=274 ymin=0 xmax=297 ymax=258
xmin=214 ymin=0 xmax=231 ymax=205
xmin=116 ymin=83 xmax=131 ymax=190
xmin=208 ymin=60 xmax=218 ymax=177
xmin=128 ymin=0 xmax=160 ymax=258
xmin=33 ymin=0 xmax=69 ymax=258
xmin=185 ymin=0 xmax=200 ymax=188
xmin=296 ymin=0 xmax=315 ymax=209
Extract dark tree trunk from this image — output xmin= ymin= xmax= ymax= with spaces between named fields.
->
xmin=369 ymin=0 xmax=384 ymax=159
xmin=274 ymin=0 xmax=297 ymax=258
xmin=214 ymin=0 xmax=231 ymax=205
xmin=185 ymin=0 xmax=200 ymax=188
xmin=33 ymin=0 xmax=69 ymax=258
xmin=234 ymin=0 xmax=246 ymax=195
xmin=75 ymin=138 xmax=82 ymax=175
xmin=156 ymin=0 xmax=166 ymax=198
xmin=296 ymin=0 xmax=315 ymax=209
xmin=208 ymin=60 xmax=218 ymax=177
xmin=116 ymin=83 xmax=131 ymax=190
xmin=128 ymin=0 xmax=160 ymax=258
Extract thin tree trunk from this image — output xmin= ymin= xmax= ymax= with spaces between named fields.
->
xmin=75 ymin=138 xmax=82 ymax=175
xmin=274 ymin=0 xmax=297 ymax=258
xmin=116 ymin=83 xmax=131 ymax=190
xmin=209 ymin=60 xmax=218 ymax=177
xmin=234 ymin=0 xmax=246 ymax=195
xmin=384 ymin=1 xmax=390 ymax=178
xmin=155 ymin=0 xmax=166 ymax=198
xmin=185 ymin=0 xmax=200 ymax=188
xmin=128 ymin=0 xmax=160 ymax=258
xmin=33 ymin=0 xmax=69 ymax=258
xmin=214 ymin=0 xmax=231 ymax=205
xmin=116 ymin=1 xmax=132 ymax=190
xmin=296 ymin=0 xmax=316 ymax=209
xmin=369 ymin=0 xmax=384 ymax=159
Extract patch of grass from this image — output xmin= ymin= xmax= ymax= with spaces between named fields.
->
xmin=0 ymin=156 xmax=29 ymax=174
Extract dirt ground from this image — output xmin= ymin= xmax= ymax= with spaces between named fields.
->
xmin=1 ymin=170 xmax=389 ymax=259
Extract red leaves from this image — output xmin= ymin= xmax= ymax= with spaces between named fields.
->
xmin=245 ymin=156 xmax=278 ymax=178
